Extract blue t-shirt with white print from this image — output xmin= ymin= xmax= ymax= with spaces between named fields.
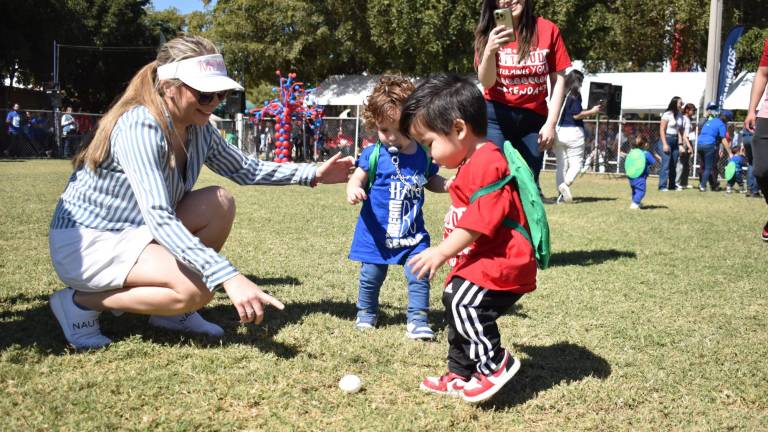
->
xmin=349 ymin=143 xmax=439 ymax=264
xmin=730 ymin=154 xmax=746 ymax=170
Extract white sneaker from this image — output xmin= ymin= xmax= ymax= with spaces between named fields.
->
xmin=558 ymin=183 xmax=573 ymax=203
xmin=49 ymin=288 xmax=111 ymax=350
xmin=629 ymin=202 xmax=641 ymax=209
xmin=149 ymin=312 xmax=224 ymax=337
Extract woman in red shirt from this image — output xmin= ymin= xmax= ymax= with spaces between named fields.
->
xmin=744 ymin=37 xmax=768 ymax=241
xmin=475 ymin=0 xmax=571 ymax=186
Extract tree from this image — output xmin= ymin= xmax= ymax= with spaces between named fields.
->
xmin=735 ymin=27 xmax=768 ymax=72
xmin=208 ymin=0 xmax=395 ymax=95
xmin=365 ymin=0 xmax=477 ymax=75
xmin=56 ymin=0 xmax=158 ymax=110
xmin=146 ymin=7 xmax=187 ymax=43
xmin=0 ymin=0 xmax=66 ymax=90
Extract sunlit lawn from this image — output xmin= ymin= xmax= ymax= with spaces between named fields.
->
xmin=0 ymin=159 xmax=766 ymax=430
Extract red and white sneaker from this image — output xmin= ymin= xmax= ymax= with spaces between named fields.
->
xmin=461 ymin=350 xmax=521 ymax=403
xmin=420 ymin=372 xmax=469 ymax=397
xmin=762 ymin=221 xmax=768 ymax=242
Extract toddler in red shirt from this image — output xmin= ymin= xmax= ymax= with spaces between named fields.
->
xmin=400 ymin=74 xmax=541 ymax=404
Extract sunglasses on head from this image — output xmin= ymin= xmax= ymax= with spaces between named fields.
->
xmin=183 ymin=84 xmax=229 ymax=105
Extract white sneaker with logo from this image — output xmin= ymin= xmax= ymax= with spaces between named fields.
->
xmin=149 ymin=312 xmax=224 ymax=337
xmin=49 ymin=288 xmax=111 ymax=350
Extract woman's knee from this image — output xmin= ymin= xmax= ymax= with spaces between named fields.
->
xmin=172 ymin=279 xmax=214 ymax=311
xmin=207 ymin=186 xmax=236 ymax=219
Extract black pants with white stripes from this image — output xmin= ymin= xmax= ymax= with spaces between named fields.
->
xmin=443 ymin=276 xmax=522 ymax=378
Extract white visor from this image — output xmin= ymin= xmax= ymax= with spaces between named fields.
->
xmin=157 ymin=54 xmax=244 ymax=93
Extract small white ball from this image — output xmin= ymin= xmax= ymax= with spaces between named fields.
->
xmin=338 ymin=374 xmax=362 ymax=394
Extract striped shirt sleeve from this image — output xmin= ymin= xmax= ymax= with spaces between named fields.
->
xmin=204 ymin=125 xmax=317 ymax=185
xmin=112 ymin=112 xmax=238 ymax=290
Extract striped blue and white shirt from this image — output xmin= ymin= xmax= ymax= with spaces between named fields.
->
xmin=51 ymin=105 xmax=317 ymax=290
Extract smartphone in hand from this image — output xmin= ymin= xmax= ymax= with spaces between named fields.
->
xmin=493 ymin=8 xmax=517 ymax=42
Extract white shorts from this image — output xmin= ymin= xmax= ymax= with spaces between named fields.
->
xmin=49 ymin=226 xmax=154 ymax=292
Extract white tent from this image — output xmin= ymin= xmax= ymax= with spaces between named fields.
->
xmin=315 ymin=74 xmax=382 ymax=106
xmin=722 ymin=71 xmax=766 ymax=111
xmin=317 ymin=72 xmax=709 ymax=115
xmin=580 ymin=72 xmax=706 ymax=113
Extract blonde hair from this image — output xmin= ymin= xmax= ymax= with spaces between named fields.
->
xmin=73 ymin=36 xmax=219 ymax=170
xmin=362 ymin=75 xmax=416 ymax=131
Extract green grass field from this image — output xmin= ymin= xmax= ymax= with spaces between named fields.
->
xmin=1 ymin=159 xmax=766 ymax=431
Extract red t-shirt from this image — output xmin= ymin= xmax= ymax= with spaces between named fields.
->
xmin=483 ymin=17 xmax=571 ymax=117
xmin=443 ymin=143 xmax=537 ymax=293
xmin=759 ymin=39 xmax=768 ymax=119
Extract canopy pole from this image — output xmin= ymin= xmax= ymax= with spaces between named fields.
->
xmin=692 ymin=108 xmax=700 ymax=181
xmin=617 ymin=111 xmax=623 ymax=173
xmin=354 ymin=105 xmax=360 ymax=159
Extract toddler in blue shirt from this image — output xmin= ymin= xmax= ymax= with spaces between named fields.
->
xmin=726 ymin=145 xmax=747 ymax=193
xmin=346 ymin=76 xmax=450 ymax=339
xmin=628 ymin=136 xmax=660 ymax=209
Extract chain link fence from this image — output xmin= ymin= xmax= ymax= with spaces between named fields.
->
xmin=545 ymin=118 xmax=744 ymax=182
xmin=1 ymin=108 xmax=748 ymax=188
xmin=1 ymin=108 xmax=101 ymax=158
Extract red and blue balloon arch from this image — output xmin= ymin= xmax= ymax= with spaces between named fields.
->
xmin=248 ymin=70 xmax=325 ymax=163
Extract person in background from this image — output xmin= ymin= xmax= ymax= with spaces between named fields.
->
xmin=61 ymin=107 xmax=78 ymax=158
xmin=701 ymin=102 xmax=723 ymax=190
xmin=474 ymin=0 xmax=570 ymax=187
xmin=4 ymin=103 xmax=22 ymax=157
xmin=265 ymin=123 xmax=275 ymax=160
xmin=628 ymin=135 xmax=660 ymax=209
xmin=726 ymin=144 xmax=747 ymax=194
xmin=259 ymin=125 xmax=267 ymax=156
xmin=697 ymin=110 xmax=733 ymax=192
xmin=743 ymin=36 xmax=768 ymax=241
xmin=553 ymin=69 xmax=602 ymax=203
xmin=656 ymin=97 xmax=684 ymax=191
xmin=676 ymin=103 xmax=697 ymax=190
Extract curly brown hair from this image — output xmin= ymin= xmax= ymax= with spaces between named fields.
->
xmin=362 ymin=75 xmax=416 ymax=131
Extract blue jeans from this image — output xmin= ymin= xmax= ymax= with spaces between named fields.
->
xmin=486 ymin=101 xmax=547 ymax=184
xmin=656 ymin=134 xmax=679 ymax=190
xmin=629 ymin=176 xmax=647 ymax=205
xmin=62 ymin=135 xmax=79 ymax=158
xmin=698 ymin=145 xmax=716 ymax=190
xmin=727 ymin=170 xmax=744 ymax=187
xmin=356 ymin=259 xmax=430 ymax=323
xmin=747 ymin=164 xmax=759 ymax=193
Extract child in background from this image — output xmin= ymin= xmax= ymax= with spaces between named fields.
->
xmin=628 ymin=135 xmax=660 ymax=209
xmin=400 ymin=74 xmax=541 ymax=403
xmin=346 ymin=75 xmax=449 ymax=340
xmin=726 ymin=144 xmax=748 ymax=193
